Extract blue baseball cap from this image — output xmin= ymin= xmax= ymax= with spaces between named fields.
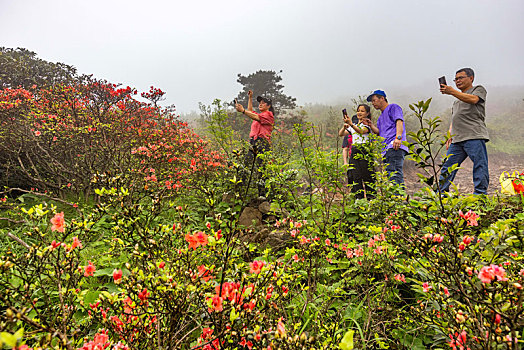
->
xmin=366 ymin=90 xmax=387 ymax=102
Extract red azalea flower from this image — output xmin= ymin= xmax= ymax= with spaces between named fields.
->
xmin=70 ymin=236 xmax=83 ymax=251
xmin=84 ymin=261 xmax=96 ymax=277
xmin=138 ymin=288 xmax=150 ymax=302
xmin=194 ymin=231 xmax=209 ymax=246
xmin=113 ymin=269 xmax=123 ymax=284
xmin=249 ymin=260 xmax=265 ymax=274
xmin=185 ymin=233 xmax=198 ymax=250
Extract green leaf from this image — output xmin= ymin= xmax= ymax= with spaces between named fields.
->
xmin=339 ymin=329 xmax=354 ymax=350
xmin=0 ymin=332 xmax=18 ymax=347
xmin=230 ymin=308 xmax=239 ymax=323
xmin=93 ymin=268 xmax=115 ymax=277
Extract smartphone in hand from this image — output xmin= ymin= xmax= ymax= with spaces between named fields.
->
xmin=438 ymin=76 xmax=447 ymax=86
xmin=234 ymin=99 xmax=238 ymax=105
xmin=342 ymin=108 xmax=348 ymax=117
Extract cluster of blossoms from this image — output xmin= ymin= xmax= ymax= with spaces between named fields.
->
xmin=458 ymin=235 xmax=473 ymax=251
xmin=459 ymin=210 xmax=479 ymax=226
xmin=89 ymin=294 xmax=156 ymax=342
xmin=422 ymin=232 xmax=445 ymax=243
xmin=49 ymin=236 xmax=82 ymax=252
xmin=207 ymin=281 xmax=256 ymax=313
xmin=477 ymin=264 xmax=508 ymax=284
xmin=196 ymin=327 xmax=221 ymax=350
xmin=185 ymin=231 xmax=209 ymax=250
xmin=50 ymin=211 xmax=66 ymax=232
xmin=448 ymin=330 xmax=470 ymax=350
xmin=77 ymin=329 xmax=129 ymax=350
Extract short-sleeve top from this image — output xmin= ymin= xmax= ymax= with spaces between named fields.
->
xmin=451 ymin=85 xmax=489 ymax=143
xmin=249 ymin=111 xmax=274 ymax=141
xmin=376 ymin=103 xmax=409 ymax=154
xmin=350 ymin=122 xmax=370 ymax=145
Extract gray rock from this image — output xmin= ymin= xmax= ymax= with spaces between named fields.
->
xmin=258 ymin=201 xmax=271 ymax=214
xmin=238 ymin=207 xmax=262 ymax=228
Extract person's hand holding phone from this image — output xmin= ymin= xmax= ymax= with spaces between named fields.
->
xmin=234 ymin=99 xmax=245 ymax=113
xmin=439 ymin=76 xmax=455 ymax=95
xmin=248 ymin=90 xmax=253 ymax=98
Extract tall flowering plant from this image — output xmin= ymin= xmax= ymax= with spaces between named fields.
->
xmin=0 ymin=79 xmax=224 ymax=199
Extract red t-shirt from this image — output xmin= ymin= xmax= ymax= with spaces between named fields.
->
xmin=249 ymin=111 xmax=274 ymax=141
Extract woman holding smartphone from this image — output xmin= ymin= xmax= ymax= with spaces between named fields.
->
xmin=234 ymin=90 xmax=274 ymax=198
xmin=345 ymin=104 xmax=374 ymax=199
xmin=338 ymin=111 xmax=353 ymax=166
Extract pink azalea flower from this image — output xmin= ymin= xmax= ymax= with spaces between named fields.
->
xmin=478 ymin=264 xmax=508 ymax=284
xmin=249 ymin=260 xmax=265 ymax=274
xmin=70 ymin=236 xmax=83 ymax=250
xmin=433 ymin=234 xmax=444 ymax=243
xmin=208 ymin=295 xmax=223 ymax=312
xmin=84 ymin=261 xmax=96 ymax=277
xmin=394 ymin=274 xmax=406 ymax=282
xmin=51 ymin=212 xmax=65 ymax=232
xmin=422 ymin=282 xmax=432 ymax=292
xmin=459 ymin=210 xmax=479 ymax=226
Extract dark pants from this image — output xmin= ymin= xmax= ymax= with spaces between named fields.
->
xmin=347 ymin=145 xmax=375 ymax=199
xmin=385 ymin=148 xmax=407 ymax=186
xmin=439 ymin=139 xmax=489 ymax=195
xmin=244 ymin=137 xmax=270 ymax=197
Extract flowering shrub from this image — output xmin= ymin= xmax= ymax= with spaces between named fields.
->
xmin=0 ymin=97 xmax=522 ymax=350
xmin=0 ymin=80 xmax=224 ymax=198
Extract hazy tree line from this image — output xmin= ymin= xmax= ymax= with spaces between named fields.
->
xmin=2 ymin=47 xmax=523 ymax=156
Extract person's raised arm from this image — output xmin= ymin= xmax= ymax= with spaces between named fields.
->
xmin=440 ymin=85 xmax=479 ymax=104
xmin=247 ymin=90 xmax=254 ymax=111
xmin=348 ymin=119 xmax=370 ymax=135
xmin=339 ymin=123 xmax=350 ymax=137
xmin=235 ymin=103 xmax=260 ymax=121
xmin=362 ymin=118 xmax=379 ymax=135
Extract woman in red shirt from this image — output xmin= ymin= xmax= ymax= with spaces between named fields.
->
xmin=235 ymin=90 xmax=274 ymax=198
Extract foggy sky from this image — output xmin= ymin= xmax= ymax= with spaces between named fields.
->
xmin=1 ymin=0 xmax=523 ymax=113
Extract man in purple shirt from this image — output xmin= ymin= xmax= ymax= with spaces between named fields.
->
xmin=362 ymin=90 xmax=408 ymax=186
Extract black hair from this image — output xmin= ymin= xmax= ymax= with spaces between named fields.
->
xmin=259 ymin=96 xmax=275 ymax=115
xmin=357 ymin=103 xmax=371 ymax=117
xmin=456 ymin=67 xmax=475 ymax=78
xmin=371 ymin=95 xmax=388 ymax=103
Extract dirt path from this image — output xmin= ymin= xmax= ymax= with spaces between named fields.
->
xmin=404 ymin=154 xmax=524 ymax=195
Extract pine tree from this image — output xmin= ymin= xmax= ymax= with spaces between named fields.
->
xmin=235 ymin=70 xmax=297 ymax=115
